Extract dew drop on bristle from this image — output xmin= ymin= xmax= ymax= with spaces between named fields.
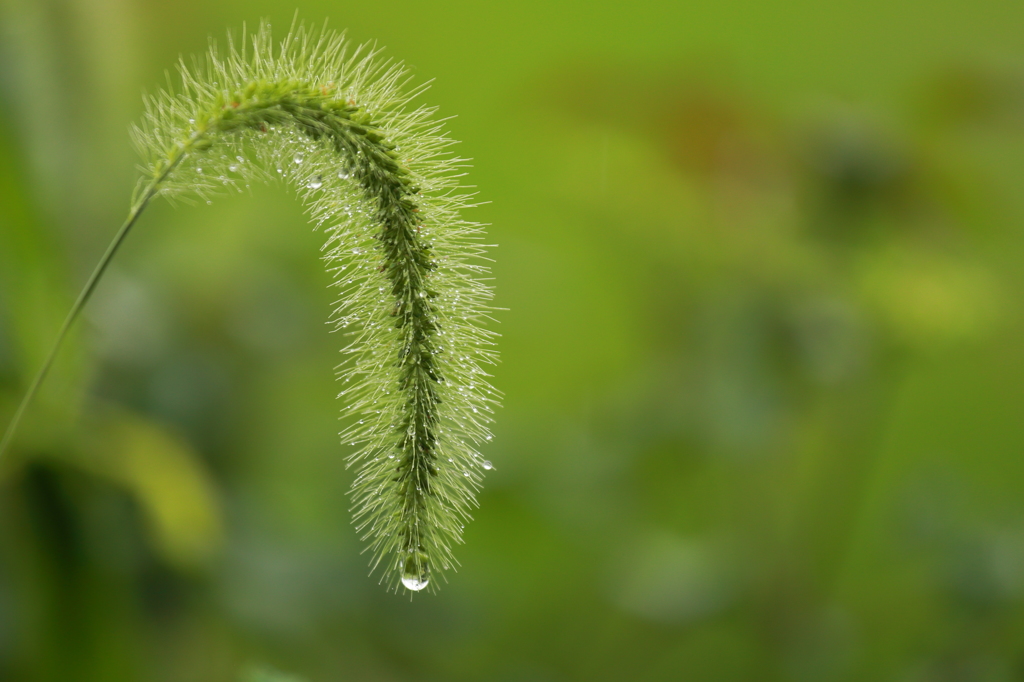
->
xmin=307 ymin=174 xmax=323 ymax=189
xmin=402 ymin=552 xmax=429 ymax=591
xmin=402 ymin=576 xmax=428 ymax=591
xmin=482 ymin=461 xmax=493 ymax=470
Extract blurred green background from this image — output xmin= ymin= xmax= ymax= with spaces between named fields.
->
xmin=2 ymin=0 xmax=1024 ymax=680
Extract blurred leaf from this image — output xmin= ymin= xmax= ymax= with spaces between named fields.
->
xmin=858 ymin=247 xmax=1003 ymax=345
xmin=68 ymin=408 xmax=224 ymax=569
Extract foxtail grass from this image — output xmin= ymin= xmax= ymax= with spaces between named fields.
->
xmin=0 ymin=21 xmax=499 ymax=592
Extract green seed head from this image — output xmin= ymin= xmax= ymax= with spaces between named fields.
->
xmin=132 ymin=21 xmax=499 ymax=592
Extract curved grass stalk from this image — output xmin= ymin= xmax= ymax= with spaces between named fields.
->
xmin=0 ymin=22 xmax=499 ymax=592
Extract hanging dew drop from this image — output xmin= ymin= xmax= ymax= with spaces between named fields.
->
xmin=401 ymin=552 xmax=429 ymax=591
xmin=482 ymin=461 xmax=493 ymax=470
xmin=293 ymin=152 xmax=304 ymax=165
xmin=307 ymin=174 xmax=323 ymax=189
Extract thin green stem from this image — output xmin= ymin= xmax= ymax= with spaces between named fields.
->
xmin=0 ymin=162 xmax=178 ymax=461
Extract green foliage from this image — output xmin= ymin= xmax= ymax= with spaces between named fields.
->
xmin=2 ymin=1 xmax=1024 ymax=680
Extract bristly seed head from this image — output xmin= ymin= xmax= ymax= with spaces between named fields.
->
xmin=132 ymin=21 xmax=499 ymax=593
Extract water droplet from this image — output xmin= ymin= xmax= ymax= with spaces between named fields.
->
xmin=307 ymin=175 xmax=323 ymax=189
xmin=196 ymin=167 xmax=203 ymax=174
xmin=463 ymin=471 xmax=470 ymax=477
xmin=338 ymin=169 xmax=350 ymax=180
xmin=482 ymin=461 xmax=493 ymax=470
xmin=229 ymin=164 xmax=238 ymax=172
xmin=293 ymin=153 xmax=304 ymax=165
xmin=402 ymin=553 xmax=429 ymax=591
